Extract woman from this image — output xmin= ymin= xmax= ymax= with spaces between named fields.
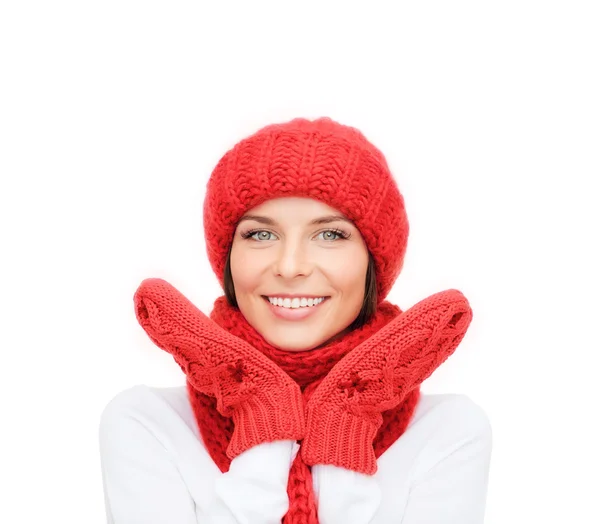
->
xmin=99 ymin=117 xmax=493 ymax=523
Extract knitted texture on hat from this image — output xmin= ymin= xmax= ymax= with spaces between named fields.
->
xmin=203 ymin=116 xmax=409 ymax=304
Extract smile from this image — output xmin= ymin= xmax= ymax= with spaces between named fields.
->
xmin=262 ymin=295 xmax=330 ymax=321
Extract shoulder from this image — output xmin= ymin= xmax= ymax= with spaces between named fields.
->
xmin=98 ymin=383 xmax=200 ymax=445
xmin=100 ymin=383 xmax=191 ymax=414
xmin=406 ymin=392 xmax=493 ymax=475
xmin=411 ymin=392 xmax=492 ymax=438
xmin=99 ymin=384 xmax=153 ymax=417
xmin=100 ymin=384 xmax=179 ymax=421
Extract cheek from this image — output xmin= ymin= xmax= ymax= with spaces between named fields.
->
xmin=345 ymin=268 xmax=369 ymax=296
xmin=230 ymin=246 xmax=263 ymax=289
xmin=324 ymin=251 xmax=368 ymax=292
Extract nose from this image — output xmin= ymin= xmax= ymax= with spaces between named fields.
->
xmin=273 ymin=241 xmax=313 ymax=279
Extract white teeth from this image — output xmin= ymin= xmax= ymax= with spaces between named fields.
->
xmin=267 ymin=296 xmax=326 ymax=309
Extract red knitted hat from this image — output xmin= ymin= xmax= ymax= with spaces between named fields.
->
xmin=203 ymin=116 xmax=409 ymax=303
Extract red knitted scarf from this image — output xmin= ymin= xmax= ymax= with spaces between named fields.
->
xmin=186 ymin=295 xmax=421 ymax=524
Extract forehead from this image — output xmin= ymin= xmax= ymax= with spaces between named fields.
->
xmin=238 ymin=197 xmax=354 ymax=228
xmin=248 ymin=197 xmax=341 ymax=215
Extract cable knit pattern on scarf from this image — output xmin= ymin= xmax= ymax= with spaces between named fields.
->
xmin=133 ymin=278 xmax=472 ymax=524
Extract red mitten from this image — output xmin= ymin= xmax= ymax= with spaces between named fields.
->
xmin=133 ymin=278 xmax=305 ymax=459
xmin=301 ymin=289 xmax=473 ymax=474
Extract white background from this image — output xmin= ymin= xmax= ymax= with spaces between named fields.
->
xmin=1 ymin=1 xmax=599 ymax=522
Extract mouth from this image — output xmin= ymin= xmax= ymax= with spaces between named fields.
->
xmin=261 ymin=295 xmax=330 ymax=321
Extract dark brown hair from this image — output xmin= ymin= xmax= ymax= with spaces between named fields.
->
xmin=223 ymin=246 xmax=378 ymax=332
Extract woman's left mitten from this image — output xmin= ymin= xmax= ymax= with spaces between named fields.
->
xmin=302 ymin=289 xmax=473 ymax=474
xmin=133 ymin=278 xmax=305 ymax=459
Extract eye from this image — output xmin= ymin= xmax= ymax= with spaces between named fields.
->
xmin=317 ymin=228 xmax=350 ymax=241
xmin=241 ymin=229 xmax=275 ymax=241
xmin=240 ymin=228 xmax=351 ymax=242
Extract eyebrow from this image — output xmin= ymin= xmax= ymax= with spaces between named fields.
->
xmin=238 ymin=214 xmax=354 ymax=227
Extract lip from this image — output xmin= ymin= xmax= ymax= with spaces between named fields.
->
xmin=262 ymin=295 xmax=329 ymax=321
xmin=263 ymin=293 xmax=327 ymax=299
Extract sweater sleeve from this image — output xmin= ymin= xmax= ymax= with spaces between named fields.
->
xmin=98 ymin=388 xmax=297 ymax=524
xmin=399 ymin=400 xmax=493 ymax=524
xmin=312 ymin=465 xmax=382 ymax=524
xmin=98 ymin=393 xmax=201 ymax=524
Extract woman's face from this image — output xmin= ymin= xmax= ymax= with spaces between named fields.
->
xmin=230 ymin=197 xmax=369 ymax=352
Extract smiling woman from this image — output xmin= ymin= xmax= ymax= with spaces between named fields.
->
xmin=100 ymin=116 xmax=492 ymax=524
xmin=223 ymin=197 xmax=378 ymax=351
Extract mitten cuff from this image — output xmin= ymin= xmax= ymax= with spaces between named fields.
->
xmin=227 ymin=382 xmax=306 ymax=459
xmin=301 ymin=404 xmax=380 ymax=475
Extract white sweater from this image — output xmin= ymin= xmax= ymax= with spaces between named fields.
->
xmin=98 ymin=384 xmax=492 ymax=524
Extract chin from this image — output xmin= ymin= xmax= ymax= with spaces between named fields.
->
xmin=265 ymin=333 xmax=328 ymax=352
xmin=266 ymin=328 xmax=346 ymax=352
